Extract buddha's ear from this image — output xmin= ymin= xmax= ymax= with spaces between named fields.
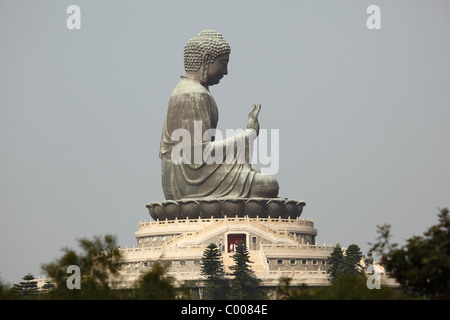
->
xmin=200 ymin=52 xmax=212 ymax=84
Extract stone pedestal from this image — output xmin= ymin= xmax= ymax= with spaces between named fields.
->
xmin=114 ymin=197 xmax=338 ymax=291
xmin=146 ymin=198 xmax=306 ymax=221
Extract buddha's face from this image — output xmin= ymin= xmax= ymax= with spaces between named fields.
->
xmin=207 ymin=53 xmax=229 ymax=86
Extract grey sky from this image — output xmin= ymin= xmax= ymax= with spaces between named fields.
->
xmin=1 ymin=0 xmax=449 ymax=285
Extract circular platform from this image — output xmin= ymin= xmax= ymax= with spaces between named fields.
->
xmin=146 ymin=198 xmax=305 ymax=221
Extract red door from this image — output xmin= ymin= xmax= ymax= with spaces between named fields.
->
xmin=227 ymin=234 xmax=245 ymax=253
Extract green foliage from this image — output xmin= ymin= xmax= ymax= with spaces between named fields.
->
xmin=36 ymin=234 xmax=181 ymax=300
xmin=327 ymin=243 xmax=364 ymax=281
xmin=133 ymin=261 xmax=176 ymax=300
xmin=344 ymin=244 xmax=363 ymax=276
xmin=41 ymin=280 xmax=56 ymax=292
xmin=228 ymin=241 xmax=266 ymax=300
xmin=327 ymin=244 xmax=345 ymax=281
xmin=200 ymin=243 xmax=229 ymax=299
xmin=370 ymin=208 xmax=450 ymax=299
xmin=200 ymin=243 xmax=225 ymax=281
xmin=0 ymin=277 xmax=19 ymax=300
xmin=40 ymin=234 xmax=123 ymax=299
xmin=12 ymin=273 xmax=39 ymax=298
xmin=278 ymin=275 xmax=408 ymax=300
xmin=13 ymin=205 xmax=447 ymax=301
xmin=369 ymin=223 xmax=398 ymax=256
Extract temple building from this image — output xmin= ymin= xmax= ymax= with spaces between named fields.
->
xmin=115 ymin=198 xmax=335 ymax=293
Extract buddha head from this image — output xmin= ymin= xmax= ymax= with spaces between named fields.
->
xmin=184 ymin=30 xmax=231 ymax=86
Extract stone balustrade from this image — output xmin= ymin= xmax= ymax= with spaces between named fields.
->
xmin=138 ymin=215 xmax=314 ymax=231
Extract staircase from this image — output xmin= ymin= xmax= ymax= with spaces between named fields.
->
xmin=222 ymin=250 xmax=267 ymax=275
xmin=163 ymin=216 xmax=301 ymax=249
xmin=222 ymin=252 xmax=234 ymax=273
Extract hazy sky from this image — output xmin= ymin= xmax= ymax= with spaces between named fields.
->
xmin=1 ymin=0 xmax=449 ymax=285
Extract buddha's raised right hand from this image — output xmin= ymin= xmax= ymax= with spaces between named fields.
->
xmin=247 ymin=104 xmax=261 ymax=136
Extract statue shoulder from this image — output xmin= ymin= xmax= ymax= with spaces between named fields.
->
xmin=171 ymin=76 xmax=211 ymax=98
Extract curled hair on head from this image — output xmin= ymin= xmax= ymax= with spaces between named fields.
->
xmin=184 ymin=30 xmax=231 ymax=73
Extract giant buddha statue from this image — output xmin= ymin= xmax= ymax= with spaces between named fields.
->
xmin=159 ymin=30 xmax=279 ymax=201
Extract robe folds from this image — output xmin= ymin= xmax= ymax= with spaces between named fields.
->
xmin=159 ymin=76 xmax=257 ymax=200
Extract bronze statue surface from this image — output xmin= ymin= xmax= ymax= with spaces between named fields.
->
xmin=159 ymin=30 xmax=279 ymax=201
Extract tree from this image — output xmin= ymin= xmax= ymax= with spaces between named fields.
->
xmin=12 ymin=273 xmax=39 ymax=298
xmin=201 ymin=243 xmax=225 ymax=280
xmin=278 ymin=274 xmax=407 ymax=300
xmin=327 ymin=243 xmax=364 ymax=281
xmin=369 ymin=223 xmax=398 ymax=263
xmin=41 ymin=280 xmax=56 ymax=293
xmin=327 ymin=244 xmax=345 ymax=281
xmin=41 ymin=234 xmax=123 ymax=299
xmin=228 ymin=241 xmax=266 ymax=300
xmin=133 ymin=261 xmax=176 ymax=300
xmin=200 ymin=243 xmax=228 ymax=299
xmin=1 ymin=278 xmax=18 ymax=300
xmin=343 ymin=244 xmax=363 ymax=276
xmin=370 ymin=208 xmax=450 ymax=299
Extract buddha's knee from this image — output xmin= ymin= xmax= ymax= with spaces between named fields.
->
xmin=250 ymin=174 xmax=279 ymax=198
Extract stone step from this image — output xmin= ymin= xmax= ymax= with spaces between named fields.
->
xmin=221 ymin=251 xmax=266 ymax=273
xmin=249 ymin=251 xmax=266 ymax=272
xmin=222 ymin=253 xmax=234 ymax=273
xmin=163 ymin=215 xmax=303 ymax=249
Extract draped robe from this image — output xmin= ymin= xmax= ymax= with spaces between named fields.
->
xmin=159 ymin=76 xmax=257 ymax=200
